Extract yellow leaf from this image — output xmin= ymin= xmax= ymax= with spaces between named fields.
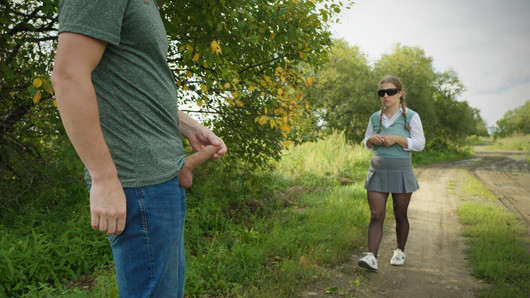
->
xmin=258 ymin=115 xmax=269 ymax=125
xmin=235 ymin=100 xmax=244 ymax=107
xmin=264 ymin=107 xmax=268 ymax=114
xmin=9 ymin=91 xmax=15 ymax=96
xmin=33 ymin=91 xmax=41 ymax=104
xmin=186 ymin=44 xmax=193 ymax=52
xmin=249 ymin=86 xmax=256 ymax=92
xmin=280 ymin=123 xmax=291 ymax=132
xmin=307 ymin=77 xmax=313 ymax=86
xmin=228 ymin=98 xmax=235 ymax=105
xmin=277 ymin=88 xmax=284 ymax=95
xmin=33 ymin=78 xmax=43 ymax=88
xmin=44 ymin=85 xmax=54 ymax=95
xmin=200 ymin=84 xmax=208 ymax=93
xmin=232 ymin=91 xmax=238 ymax=98
xmin=197 ymin=98 xmax=203 ymax=107
xmin=186 ymin=70 xmax=193 ymax=78
xmin=305 ymin=101 xmax=310 ymax=110
xmin=179 ymin=46 xmax=186 ymax=52
xmin=177 ymin=81 xmax=182 ymax=86
xmin=261 ymin=91 xmax=265 ymax=97
xmin=224 ymin=82 xmax=231 ymax=89
xmin=269 ymin=120 xmax=277 ymax=129
xmin=299 ymin=51 xmax=303 ymax=58
xmin=203 ymin=61 xmax=209 ymax=68
xmin=210 ymin=40 xmax=222 ymax=55
xmin=285 ymin=140 xmax=294 ymax=148
xmin=53 ymin=100 xmax=58 ymax=107
xmin=260 ymin=80 xmax=267 ymax=87
xmin=183 ymin=85 xmax=189 ymax=91
xmin=193 ymin=53 xmax=200 ymax=62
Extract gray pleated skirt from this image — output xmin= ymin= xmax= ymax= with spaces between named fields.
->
xmin=364 ymin=155 xmax=419 ymax=193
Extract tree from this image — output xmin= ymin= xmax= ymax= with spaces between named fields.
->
xmin=494 ymin=100 xmax=530 ymax=138
xmin=1 ymin=0 xmax=353 ymax=205
xmin=1 ymin=0 xmax=63 ymax=207
xmin=304 ymin=39 xmax=376 ymax=142
xmin=161 ymin=0 xmax=353 ymax=163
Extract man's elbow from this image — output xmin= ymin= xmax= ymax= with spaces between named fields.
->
xmin=50 ymin=67 xmax=70 ymax=93
xmin=50 ymin=66 xmax=85 ymax=105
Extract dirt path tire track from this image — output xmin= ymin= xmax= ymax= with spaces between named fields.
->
xmin=469 ymin=149 xmax=530 ymax=226
xmin=303 ymin=151 xmax=529 ymax=297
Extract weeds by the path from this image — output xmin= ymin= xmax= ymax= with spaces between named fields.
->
xmin=458 ymin=173 xmax=529 ymax=297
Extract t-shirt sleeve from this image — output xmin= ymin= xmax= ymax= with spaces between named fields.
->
xmin=58 ymin=0 xmax=128 ymax=46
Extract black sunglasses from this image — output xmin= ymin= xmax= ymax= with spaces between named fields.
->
xmin=378 ymin=88 xmax=399 ymax=97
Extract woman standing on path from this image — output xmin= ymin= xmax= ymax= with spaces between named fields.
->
xmin=358 ymin=75 xmax=425 ymax=270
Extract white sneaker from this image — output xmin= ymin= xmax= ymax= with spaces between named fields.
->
xmin=390 ymin=248 xmax=406 ymax=266
xmin=358 ymin=252 xmax=378 ymax=270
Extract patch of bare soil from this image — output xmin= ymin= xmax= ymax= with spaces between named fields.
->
xmin=302 ymin=150 xmax=529 ymax=297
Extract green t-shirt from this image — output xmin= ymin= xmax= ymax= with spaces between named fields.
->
xmin=58 ymin=0 xmax=185 ymax=187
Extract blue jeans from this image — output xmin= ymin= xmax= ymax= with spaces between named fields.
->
xmin=105 ymin=175 xmax=186 ymax=297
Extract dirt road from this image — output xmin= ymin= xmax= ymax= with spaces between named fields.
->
xmin=303 ymin=150 xmax=529 ymax=297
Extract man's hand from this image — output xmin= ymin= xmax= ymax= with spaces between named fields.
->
xmin=90 ymin=175 xmax=126 ymax=235
xmin=186 ymin=126 xmax=227 ymax=160
xmin=178 ymin=111 xmax=227 ymax=159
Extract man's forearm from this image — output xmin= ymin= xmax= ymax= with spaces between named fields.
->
xmin=178 ymin=110 xmax=203 ymax=138
xmin=53 ymin=75 xmax=118 ymax=181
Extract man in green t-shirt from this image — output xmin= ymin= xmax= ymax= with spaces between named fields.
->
xmin=51 ymin=0 xmax=227 ymax=296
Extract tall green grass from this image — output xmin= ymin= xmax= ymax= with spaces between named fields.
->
xmin=486 ymin=133 xmax=530 ymax=152
xmin=458 ymin=173 xmax=529 ymax=297
xmin=275 ymin=131 xmax=372 ymax=184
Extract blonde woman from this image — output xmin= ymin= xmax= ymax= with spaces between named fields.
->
xmin=358 ymin=75 xmax=425 ymax=270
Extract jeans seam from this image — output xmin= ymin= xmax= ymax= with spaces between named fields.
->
xmin=136 ymin=188 xmax=156 ymax=295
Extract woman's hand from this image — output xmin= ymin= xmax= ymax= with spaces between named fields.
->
xmin=368 ymin=135 xmax=386 ymax=146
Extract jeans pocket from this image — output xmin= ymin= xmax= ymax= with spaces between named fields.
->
xmin=108 ymin=234 xmax=119 ymax=244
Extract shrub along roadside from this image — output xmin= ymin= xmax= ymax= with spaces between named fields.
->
xmin=458 ymin=173 xmax=529 ymax=297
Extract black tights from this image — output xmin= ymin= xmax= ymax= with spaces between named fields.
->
xmin=367 ymin=191 xmax=411 ymax=256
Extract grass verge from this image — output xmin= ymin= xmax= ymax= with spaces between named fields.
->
xmin=458 ymin=173 xmax=529 ymax=297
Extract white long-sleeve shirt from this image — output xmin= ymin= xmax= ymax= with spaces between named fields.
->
xmin=363 ymin=108 xmax=426 ymax=152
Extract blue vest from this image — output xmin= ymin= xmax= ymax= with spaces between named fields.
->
xmin=370 ymin=109 xmax=417 ymax=158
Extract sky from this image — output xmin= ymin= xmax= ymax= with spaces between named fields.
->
xmin=330 ymin=0 xmax=530 ymax=128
